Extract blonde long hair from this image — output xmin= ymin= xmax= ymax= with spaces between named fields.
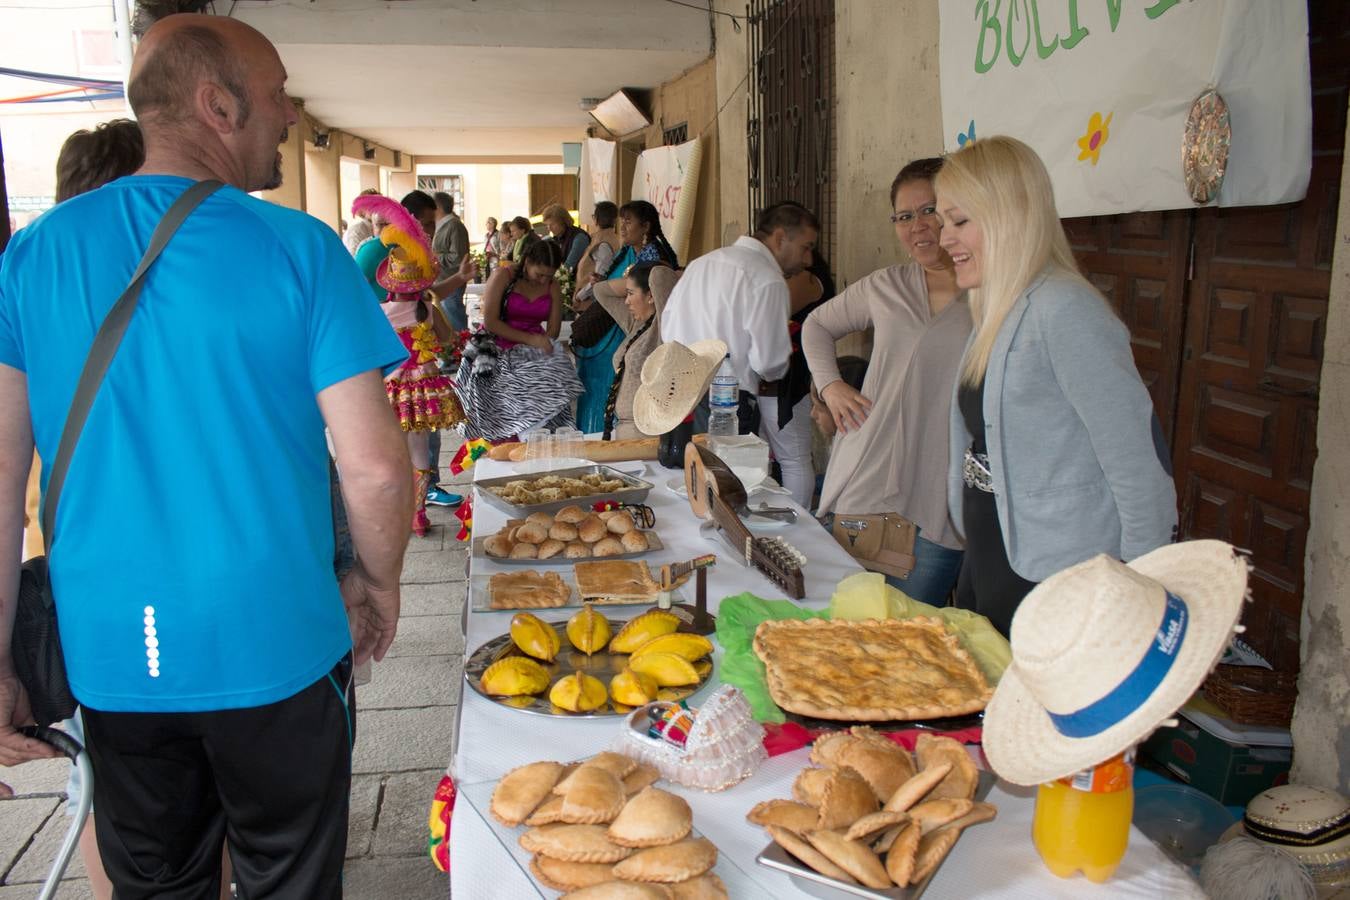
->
xmin=935 ymin=136 xmax=1088 ymax=386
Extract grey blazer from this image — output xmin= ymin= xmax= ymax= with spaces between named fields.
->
xmin=947 ymin=269 xmax=1177 ymax=582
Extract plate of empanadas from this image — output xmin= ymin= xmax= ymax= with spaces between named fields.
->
xmin=477 ymin=505 xmax=664 ymax=564
xmin=478 ymin=465 xmax=655 ymax=516
xmin=459 ymin=751 xmax=772 ymax=898
xmin=752 ymin=731 xmax=996 ymax=898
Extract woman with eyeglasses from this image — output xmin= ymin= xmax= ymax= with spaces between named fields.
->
xmin=801 ymin=157 xmax=971 ymax=605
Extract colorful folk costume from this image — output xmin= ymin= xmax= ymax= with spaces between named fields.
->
xmin=352 ymin=194 xmax=464 ymax=536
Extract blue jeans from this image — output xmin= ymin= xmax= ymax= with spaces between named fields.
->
xmin=886 ymin=535 xmax=964 ymax=606
xmin=440 ymin=285 xmax=467 ymax=333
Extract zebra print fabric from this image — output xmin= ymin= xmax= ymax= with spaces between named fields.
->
xmin=454 ymin=343 xmax=583 ymax=440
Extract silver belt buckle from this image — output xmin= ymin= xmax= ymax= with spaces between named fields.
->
xmin=963 ymin=448 xmax=995 ymax=493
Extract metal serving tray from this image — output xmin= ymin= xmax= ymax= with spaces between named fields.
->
xmin=469 ymin=572 xmax=691 ymax=612
xmin=464 ymin=616 xmax=713 ymax=718
xmin=472 ymin=530 xmax=666 ymax=565
xmin=755 ymin=770 xmax=996 ymax=899
xmin=475 ymin=464 xmax=655 ymax=517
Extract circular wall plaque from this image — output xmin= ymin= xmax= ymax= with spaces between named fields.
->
xmin=1183 ymin=89 xmax=1231 ymax=204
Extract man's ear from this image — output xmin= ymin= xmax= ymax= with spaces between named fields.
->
xmin=196 ymin=82 xmax=238 ymax=136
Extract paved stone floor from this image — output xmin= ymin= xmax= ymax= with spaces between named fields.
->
xmin=0 ymin=455 xmax=471 ymax=898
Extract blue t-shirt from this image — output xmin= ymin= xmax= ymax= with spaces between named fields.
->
xmin=0 ymin=176 xmax=406 ymax=713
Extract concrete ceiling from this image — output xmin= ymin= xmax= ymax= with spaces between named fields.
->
xmin=232 ymin=0 xmax=713 ymax=156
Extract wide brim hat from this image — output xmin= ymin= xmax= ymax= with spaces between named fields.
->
xmin=1219 ymin=785 xmax=1350 ymax=885
xmin=983 ymin=540 xmax=1249 ymax=785
xmin=376 ymin=246 xmax=436 ymax=294
xmin=633 ymin=339 xmax=728 ymax=436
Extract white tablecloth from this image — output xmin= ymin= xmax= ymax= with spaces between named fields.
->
xmin=448 ymin=459 xmax=1203 ymax=898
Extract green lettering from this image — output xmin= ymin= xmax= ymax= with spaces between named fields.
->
xmin=1007 ymin=0 xmax=1033 ymax=66
xmin=1107 ymin=0 xmax=1124 ymax=31
xmin=974 ymin=0 xmax=1003 ymax=74
xmin=1145 ymin=0 xmax=1181 ymax=19
xmin=1061 ymin=0 xmax=1089 ymax=50
xmin=1028 ymin=0 xmax=1059 ymax=59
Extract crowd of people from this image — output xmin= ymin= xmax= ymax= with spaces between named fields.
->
xmin=0 ymin=10 xmax=1181 ymax=899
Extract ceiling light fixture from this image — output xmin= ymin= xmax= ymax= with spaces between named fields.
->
xmin=589 ymin=89 xmax=651 ymax=136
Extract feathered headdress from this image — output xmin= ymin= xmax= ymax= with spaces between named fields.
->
xmin=352 ymin=194 xmax=438 ymax=295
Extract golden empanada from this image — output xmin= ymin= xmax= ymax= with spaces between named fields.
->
xmin=833 ymin=736 xmax=916 ymax=803
xmin=746 ymin=799 xmax=820 ymax=833
xmin=530 ymin=854 xmax=615 ymax=892
xmin=668 ymin=872 xmax=728 ymax=899
xmin=816 ymin=766 xmax=879 ymax=830
xmin=883 ymin=762 xmax=952 ymax=812
xmin=791 ymin=767 xmax=832 ymax=806
xmin=560 ymin=767 xmax=627 ymax=825
xmin=583 ymin=752 xmax=640 ymax=779
xmin=607 ymin=787 xmax=692 ymax=848
xmin=559 ymin=882 xmax=674 ymax=899
xmin=491 ymin=761 xmax=564 ymax=826
xmin=910 ymin=826 xmax=961 ymax=884
xmin=884 ymin=821 xmax=921 ymax=886
xmin=909 ymin=797 xmax=975 ymax=835
xmin=526 ymin=794 xmax=566 ymax=826
xmin=765 ymin=824 xmax=855 ymax=884
xmin=943 ymin=801 xmax=998 ymax=833
xmin=804 ymin=829 xmax=892 ymax=890
xmin=519 ymin=824 xmax=633 ymax=863
xmin=808 ymin=731 xmax=853 ymax=767
xmin=914 ymin=733 xmax=979 ymax=801
xmin=843 ymin=810 xmax=909 ymax=843
xmin=622 ymin=764 xmax=661 ymax=796
xmin=611 ymin=837 xmax=717 ymax=883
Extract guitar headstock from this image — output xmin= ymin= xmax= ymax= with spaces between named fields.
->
xmin=750 ymin=535 xmax=807 ymax=599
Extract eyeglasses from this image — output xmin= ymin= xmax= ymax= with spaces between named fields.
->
xmin=890 ymin=205 xmax=940 ymax=226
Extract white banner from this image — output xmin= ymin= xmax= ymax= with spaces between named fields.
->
xmin=630 ymin=137 xmax=703 ymax=263
xmin=578 ymin=138 xmax=616 ymax=227
xmin=938 ymin=0 xmax=1311 ymax=217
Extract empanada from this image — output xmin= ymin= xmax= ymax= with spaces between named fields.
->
xmin=607 ymin=787 xmax=692 ymax=848
xmin=560 ymin=881 xmax=673 ymax=899
xmin=843 ymin=809 xmax=909 ymax=843
xmin=622 ymin=764 xmax=661 ymax=796
xmin=914 ymin=733 xmax=978 ymax=801
xmin=764 ymin=825 xmax=855 ymax=885
xmin=884 ymin=821 xmax=920 ymax=886
xmin=746 ymin=799 xmax=820 ymax=833
xmin=833 ymin=735 xmax=916 ymax=802
xmin=816 ymin=766 xmax=879 ymax=830
xmin=804 ymin=829 xmax=891 ymax=890
xmin=883 ymin=761 xmax=953 ymax=812
xmin=525 ymin=794 xmax=566 ymax=826
xmin=791 ymin=767 xmax=832 ymax=806
xmin=910 ymin=826 xmax=961 ymax=884
xmin=559 ymin=766 xmax=627 ymax=825
xmin=530 ymin=854 xmax=615 ymax=892
xmin=611 ymin=837 xmax=717 ymax=883
xmin=519 ymin=824 xmax=633 ymax=863
xmin=668 ymin=873 xmax=728 ymax=899
xmin=909 ymin=797 xmax=975 ymax=835
xmin=491 ymin=761 xmax=564 ymax=826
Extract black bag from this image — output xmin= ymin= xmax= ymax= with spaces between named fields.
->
xmin=10 ymin=181 xmax=222 ymax=726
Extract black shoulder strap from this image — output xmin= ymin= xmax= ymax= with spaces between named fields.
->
xmin=40 ymin=179 xmax=224 ymax=551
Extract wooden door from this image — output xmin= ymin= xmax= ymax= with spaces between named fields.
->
xmin=528 ymin=174 xmax=578 ymax=216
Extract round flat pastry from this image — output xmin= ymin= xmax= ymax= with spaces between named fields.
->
xmin=669 ymin=872 xmax=728 ymax=899
xmin=764 ymin=824 xmax=855 ymax=885
xmin=559 ymin=882 xmax=674 ymax=899
xmin=607 ymin=787 xmax=692 ymax=848
xmin=611 ymin=837 xmax=717 ymax=884
xmin=491 ymin=761 xmax=564 ymax=826
xmin=817 ymin=766 xmax=880 ymax=830
xmin=805 ymin=829 xmax=892 ymax=890
xmin=746 ymin=799 xmax=820 ymax=833
xmin=519 ymin=824 xmax=633 ymax=864
xmin=914 ymin=734 xmax=978 ymax=801
xmin=559 ymin=767 xmax=627 ymax=825
xmin=531 ymin=854 xmax=616 ymax=892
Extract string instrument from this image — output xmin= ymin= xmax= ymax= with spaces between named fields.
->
xmin=683 ymin=442 xmax=806 ymax=599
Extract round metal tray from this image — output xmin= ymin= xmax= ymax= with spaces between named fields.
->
xmin=464 ymin=617 xmax=714 ymax=718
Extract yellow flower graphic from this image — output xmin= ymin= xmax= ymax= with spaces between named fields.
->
xmin=1076 ymin=111 xmax=1113 ymax=166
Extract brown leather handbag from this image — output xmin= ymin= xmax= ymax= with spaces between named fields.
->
xmin=830 ymin=513 xmax=918 ymax=580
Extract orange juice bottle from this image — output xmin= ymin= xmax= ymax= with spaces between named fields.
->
xmin=1032 ymin=750 xmax=1134 ymax=882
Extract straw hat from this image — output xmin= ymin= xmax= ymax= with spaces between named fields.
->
xmin=1219 ymin=785 xmax=1350 ymax=889
xmin=633 ymin=339 xmax=728 ymax=436
xmin=983 ymin=541 xmax=1249 ymax=786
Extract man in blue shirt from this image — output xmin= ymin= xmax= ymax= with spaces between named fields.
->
xmin=0 ymin=14 xmax=411 ymax=897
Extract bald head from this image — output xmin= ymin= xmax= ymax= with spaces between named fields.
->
xmin=129 ymin=15 xmax=268 ymax=127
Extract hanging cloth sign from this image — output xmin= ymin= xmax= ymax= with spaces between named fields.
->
xmin=630 ymin=137 xmax=703 ymax=262
xmin=578 ymin=138 xmax=617 ymax=228
xmin=938 ymin=0 xmax=1311 ymax=217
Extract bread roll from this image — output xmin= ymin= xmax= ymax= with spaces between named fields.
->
xmin=605 ymin=514 xmax=634 ymax=535
xmin=484 ymin=535 xmax=514 ymax=557
xmin=577 ymin=515 xmax=607 ymax=543
xmin=537 ymin=539 xmax=565 ymax=560
xmin=525 ymin=511 xmax=554 ymax=527
xmin=564 ymin=541 xmax=591 ymax=559
xmin=620 ymin=530 xmax=648 ymax=553
xmin=548 ymin=522 xmax=579 ymax=542
xmin=509 ymin=542 xmax=539 ymax=559
xmin=591 ymin=537 xmax=624 ymax=557
xmin=515 ymin=522 xmax=548 ymax=544
xmin=554 ymin=505 xmax=587 ymax=524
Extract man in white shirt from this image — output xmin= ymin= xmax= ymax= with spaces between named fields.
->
xmin=660 ymin=202 xmax=819 ymax=434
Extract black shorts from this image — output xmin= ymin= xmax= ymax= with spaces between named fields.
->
xmin=82 ymin=653 xmax=356 ymax=900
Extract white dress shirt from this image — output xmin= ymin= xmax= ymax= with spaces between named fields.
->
xmin=659 ymin=236 xmax=791 ymax=392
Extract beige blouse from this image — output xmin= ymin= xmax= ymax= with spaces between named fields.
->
xmin=801 ymin=262 xmax=972 ymax=549
xmin=593 ymin=267 xmax=678 ymax=440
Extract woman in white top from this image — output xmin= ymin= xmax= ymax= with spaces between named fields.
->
xmin=802 ymin=158 xmax=971 ymax=605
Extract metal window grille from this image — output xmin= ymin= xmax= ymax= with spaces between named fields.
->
xmin=663 ymin=122 xmax=689 ymax=146
xmin=747 ymin=0 xmax=836 ymax=262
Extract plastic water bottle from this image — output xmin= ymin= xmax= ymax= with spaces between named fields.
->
xmin=708 ymin=355 xmax=740 ymax=437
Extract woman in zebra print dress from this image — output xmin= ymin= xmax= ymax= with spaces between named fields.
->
xmin=455 ymin=239 xmax=583 ymax=440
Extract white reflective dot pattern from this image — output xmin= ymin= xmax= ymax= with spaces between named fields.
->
xmin=144 ymin=606 xmax=154 ymax=616
xmin=144 ymin=607 xmax=159 ymax=677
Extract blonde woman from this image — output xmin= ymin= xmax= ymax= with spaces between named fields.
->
xmin=936 ymin=136 xmax=1176 ymax=636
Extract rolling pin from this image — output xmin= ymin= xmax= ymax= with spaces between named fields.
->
xmin=487 ymin=435 xmax=709 ymax=463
